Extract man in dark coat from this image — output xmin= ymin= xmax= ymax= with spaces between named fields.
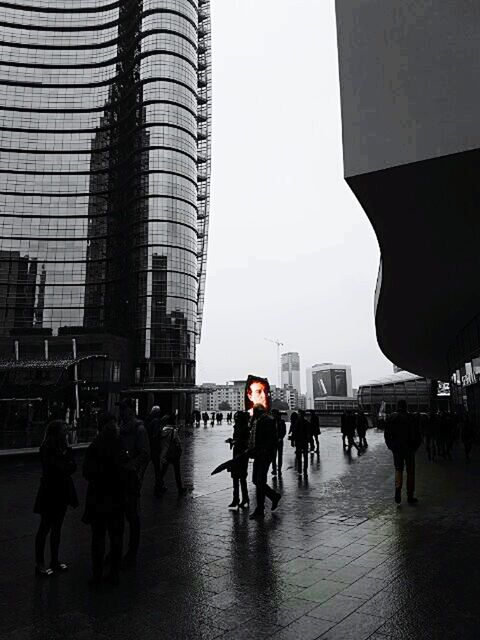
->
xmin=82 ymin=412 xmax=128 ymax=586
xmin=291 ymin=410 xmax=312 ymax=475
xmin=356 ymin=410 xmax=369 ymax=448
xmin=344 ymin=410 xmax=359 ymax=455
xmin=271 ymin=409 xmax=287 ymax=475
xmin=248 ymin=404 xmax=281 ymax=519
xmin=384 ymin=399 xmax=422 ymax=504
xmin=146 ymin=406 xmax=169 ymax=496
xmin=118 ymin=398 xmax=150 ymax=563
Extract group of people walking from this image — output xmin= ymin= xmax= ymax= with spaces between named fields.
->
xmin=224 ymin=408 xmax=323 ymax=519
xmin=33 ymin=398 xmax=185 ymax=586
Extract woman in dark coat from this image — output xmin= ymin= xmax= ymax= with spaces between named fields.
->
xmin=82 ymin=412 xmax=128 ymax=586
xmin=34 ymin=420 xmax=78 ymax=576
xmin=226 ymin=411 xmax=250 ymax=509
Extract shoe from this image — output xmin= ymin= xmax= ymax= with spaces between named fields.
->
xmin=228 ymin=500 xmax=239 ymax=509
xmin=407 ymin=496 xmax=418 ymax=504
xmin=249 ymin=509 xmax=265 ymax=520
xmin=395 ymin=488 xmax=401 ymax=504
xmin=50 ymin=562 xmax=68 ymax=572
xmin=35 ymin=565 xmax=53 ymax=577
xmin=239 ymin=498 xmax=249 ymax=509
xmin=271 ymin=492 xmax=281 ymax=512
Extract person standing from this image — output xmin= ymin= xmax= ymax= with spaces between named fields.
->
xmin=344 ymin=410 xmax=360 ymax=455
xmin=157 ymin=416 xmax=185 ymax=493
xmin=118 ymin=398 xmax=150 ymax=564
xmin=292 ymin=410 xmax=311 ymax=476
xmin=82 ymin=412 xmax=127 ymax=586
xmin=356 ymin=410 xmax=369 ymax=448
xmin=384 ymin=399 xmax=422 ymax=504
xmin=202 ymin=412 xmax=208 ymax=427
xmin=309 ymin=410 xmax=321 ymax=453
xmin=225 ymin=411 xmax=250 ymax=509
xmin=248 ymin=405 xmax=281 ymax=520
xmin=34 ymin=420 xmax=78 ymax=576
xmin=271 ymin=409 xmax=287 ymax=475
xmin=146 ymin=406 xmax=170 ymax=497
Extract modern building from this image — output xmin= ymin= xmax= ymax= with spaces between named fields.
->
xmin=358 ymin=371 xmax=432 ymax=419
xmin=0 ymin=1 xmax=212 ymax=445
xmin=335 ymin=2 xmax=480 ymax=423
xmin=281 ymin=352 xmax=301 ymax=394
xmin=194 ymin=381 xmax=245 ymax=413
xmin=306 ymin=363 xmax=353 ymax=407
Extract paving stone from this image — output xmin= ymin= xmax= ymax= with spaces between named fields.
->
xmin=317 ymin=611 xmax=384 ymax=639
xmin=307 ymin=594 xmax=364 ymax=623
xmin=270 ymin=614 xmax=334 ymax=640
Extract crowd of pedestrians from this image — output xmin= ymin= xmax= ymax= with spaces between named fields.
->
xmin=32 ymin=397 xmax=476 ymax=587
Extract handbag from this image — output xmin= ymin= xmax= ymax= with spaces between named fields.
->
xmin=166 ymin=429 xmax=182 ymax=462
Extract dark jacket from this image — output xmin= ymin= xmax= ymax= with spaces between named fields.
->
xmin=249 ymin=414 xmax=277 ymax=461
xmin=310 ymin=414 xmax=320 ymax=436
xmin=356 ymin=413 xmax=368 ymax=436
xmin=119 ymin=418 xmax=150 ymax=492
xmin=275 ymin=418 xmax=287 ymax=441
xmin=384 ymin=411 xmax=422 ymax=453
xmin=291 ymin=415 xmax=312 ymax=448
xmin=34 ymin=446 xmax=78 ymax=514
xmin=230 ymin=421 xmax=250 ymax=478
xmin=82 ymin=431 xmax=128 ymax=524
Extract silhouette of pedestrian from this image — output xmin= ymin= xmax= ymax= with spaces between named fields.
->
xmin=225 ymin=411 xmax=250 ymax=509
xmin=356 ymin=410 xmax=368 ymax=448
xmin=344 ymin=410 xmax=360 ymax=455
xmin=384 ymin=399 xmax=422 ymax=504
xmin=157 ymin=416 xmax=185 ymax=494
xmin=34 ymin=419 xmax=78 ymax=576
xmin=82 ymin=412 xmax=127 ymax=586
xmin=146 ymin=406 xmax=168 ymax=497
xmin=248 ymin=404 xmax=281 ymax=519
xmin=203 ymin=412 xmax=208 ymax=427
xmin=118 ymin=398 xmax=150 ymax=564
xmin=341 ymin=411 xmax=348 ymax=448
xmin=210 ymin=411 xmax=215 ymax=427
xmin=309 ymin=410 xmax=321 ymax=453
xmin=271 ymin=409 xmax=286 ymax=475
xmin=291 ymin=410 xmax=311 ymax=476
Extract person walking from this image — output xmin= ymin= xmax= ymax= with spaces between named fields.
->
xmin=225 ymin=411 xmax=250 ymax=509
xmin=344 ymin=410 xmax=360 ymax=455
xmin=82 ymin=412 xmax=128 ymax=586
xmin=34 ymin=419 xmax=78 ymax=576
xmin=202 ymin=412 xmax=208 ymax=427
xmin=356 ymin=410 xmax=369 ymax=448
xmin=271 ymin=409 xmax=287 ymax=475
xmin=210 ymin=411 xmax=215 ymax=427
xmin=248 ymin=405 xmax=281 ymax=520
xmin=309 ymin=410 xmax=321 ymax=453
xmin=157 ymin=415 xmax=185 ymax=493
xmin=384 ymin=399 xmax=422 ymax=504
xmin=340 ymin=411 xmax=348 ymax=448
xmin=146 ymin=406 xmax=169 ymax=497
xmin=118 ymin=398 xmax=150 ymax=564
xmin=292 ymin=409 xmax=311 ymax=476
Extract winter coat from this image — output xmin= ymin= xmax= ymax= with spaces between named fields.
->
xmin=384 ymin=411 xmax=422 ymax=454
xmin=82 ymin=431 xmax=128 ymax=524
xmin=310 ymin=414 xmax=321 ymax=436
xmin=119 ymin=418 xmax=151 ymax=494
xmin=291 ymin=416 xmax=312 ymax=448
xmin=34 ymin=446 xmax=78 ymax=514
xmin=229 ymin=421 xmax=250 ymax=479
xmin=157 ymin=425 xmax=182 ymax=466
xmin=249 ymin=414 xmax=277 ymax=461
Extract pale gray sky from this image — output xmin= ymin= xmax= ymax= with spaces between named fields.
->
xmin=196 ymin=0 xmax=393 ymax=391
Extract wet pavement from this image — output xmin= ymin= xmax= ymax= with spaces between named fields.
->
xmin=1 ymin=424 xmax=480 ymax=639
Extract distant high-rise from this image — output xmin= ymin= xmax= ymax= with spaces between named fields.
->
xmin=281 ymin=352 xmax=301 ymax=393
xmin=0 ymin=0 xmax=212 ymax=415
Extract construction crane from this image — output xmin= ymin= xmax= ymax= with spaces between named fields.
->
xmin=264 ymin=337 xmax=284 ymax=388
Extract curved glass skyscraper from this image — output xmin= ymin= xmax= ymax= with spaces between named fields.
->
xmin=0 ymin=0 xmax=211 ymax=414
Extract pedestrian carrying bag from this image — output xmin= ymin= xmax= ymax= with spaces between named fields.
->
xmin=166 ymin=429 xmax=182 ymax=462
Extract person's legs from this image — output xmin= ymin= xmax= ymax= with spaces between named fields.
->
xmin=271 ymin=447 xmax=277 ymax=475
xmin=240 ymin=476 xmax=249 ymax=504
xmin=277 ymin=441 xmax=283 ymax=472
xmin=124 ymin=496 xmax=140 ymax=560
xmin=173 ymin=459 xmax=183 ymax=490
xmin=314 ymin=435 xmax=319 ymax=452
xmin=49 ymin=508 xmax=66 ymax=566
xmin=232 ymin=477 xmax=240 ymax=503
xmin=91 ymin=518 xmax=107 ymax=582
xmin=393 ymin=452 xmax=405 ymax=503
xmin=252 ymin=460 xmax=266 ymax=513
xmin=152 ymin=447 xmax=164 ymax=493
xmin=405 ymin=454 xmax=416 ymax=501
xmin=302 ymin=447 xmax=308 ymax=474
xmin=295 ymin=447 xmax=303 ymax=474
xmin=107 ymin=513 xmax=124 ymax=580
xmin=35 ymin=513 xmax=52 ymax=566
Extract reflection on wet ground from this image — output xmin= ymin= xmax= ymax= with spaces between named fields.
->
xmin=1 ymin=425 xmax=480 ymax=639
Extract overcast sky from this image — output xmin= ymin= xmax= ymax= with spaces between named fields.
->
xmin=196 ymin=0 xmax=393 ymax=391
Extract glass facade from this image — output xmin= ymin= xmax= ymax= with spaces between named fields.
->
xmin=358 ymin=372 xmax=431 ymax=417
xmin=0 ymin=0 xmax=211 ymax=390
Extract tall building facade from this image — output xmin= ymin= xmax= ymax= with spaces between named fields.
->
xmin=0 ymin=1 xmax=212 ymax=422
xmin=306 ymin=363 xmax=353 ymax=409
xmin=281 ymin=352 xmax=300 ymax=393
